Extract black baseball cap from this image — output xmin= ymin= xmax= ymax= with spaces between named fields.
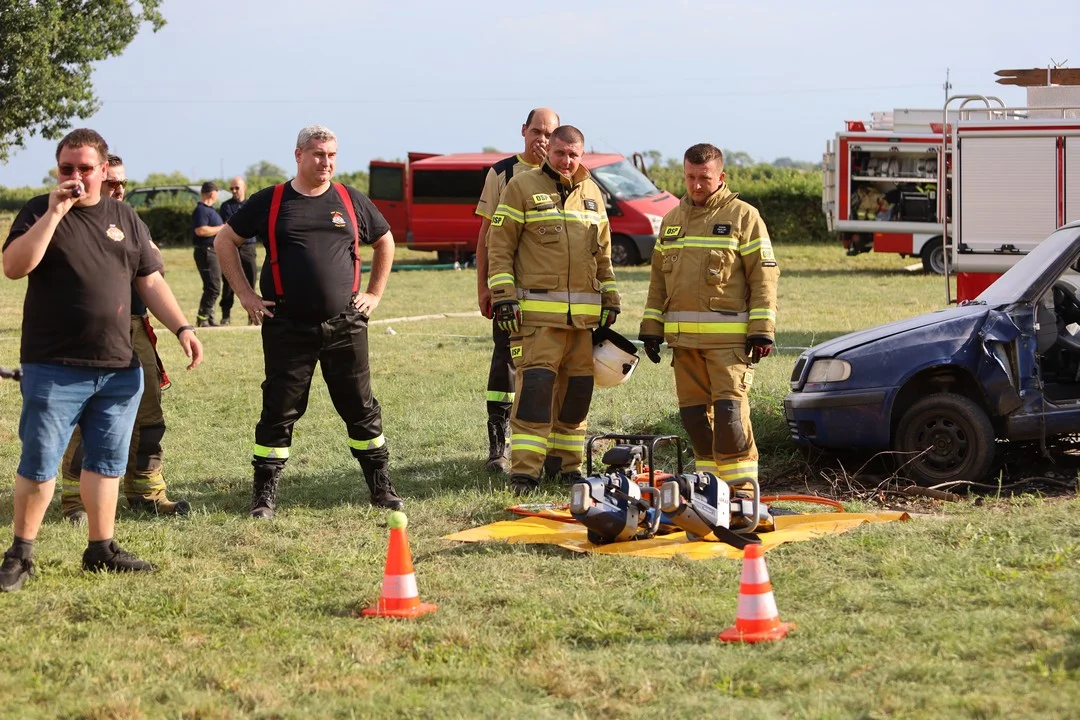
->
xmin=201 ymin=181 xmax=218 ymax=193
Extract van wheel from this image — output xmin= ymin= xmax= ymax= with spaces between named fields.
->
xmin=611 ymin=236 xmax=640 ymax=266
xmin=895 ymin=393 xmax=995 ymax=486
xmin=920 ymin=238 xmax=948 ymax=275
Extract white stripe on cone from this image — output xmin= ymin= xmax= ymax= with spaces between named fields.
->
xmin=737 ymin=592 xmax=780 ymax=620
xmin=742 ymin=557 xmax=769 ymax=585
xmin=381 ymin=573 xmax=419 ymax=599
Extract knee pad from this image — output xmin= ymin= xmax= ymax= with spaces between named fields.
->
xmin=557 ymin=375 xmax=593 ymax=425
xmin=679 ymin=405 xmax=714 ymax=458
xmin=515 ymin=368 xmax=556 ymax=424
xmin=713 ymin=399 xmax=749 ymax=454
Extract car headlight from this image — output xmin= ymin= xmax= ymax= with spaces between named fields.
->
xmin=806 ymin=358 xmax=851 ymax=383
xmin=644 ymin=213 xmax=663 ymax=236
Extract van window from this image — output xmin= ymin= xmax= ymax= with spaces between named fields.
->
xmin=591 ymin=160 xmax=661 ymax=201
xmin=370 ymin=166 xmax=404 ymax=201
xmin=413 ymin=169 xmax=488 ymax=204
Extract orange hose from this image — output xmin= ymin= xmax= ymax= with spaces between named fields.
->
xmin=762 ymin=494 xmax=845 ymax=512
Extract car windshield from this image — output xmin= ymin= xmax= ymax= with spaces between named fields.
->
xmin=590 ymin=160 xmax=661 ymax=201
xmin=978 ymin=224 xmax=1080 ymax=305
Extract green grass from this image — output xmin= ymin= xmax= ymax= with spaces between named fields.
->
xmin=0 ymin=240 xmax=1077 ymax=719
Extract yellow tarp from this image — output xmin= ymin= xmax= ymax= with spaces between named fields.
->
xmin=442 ymin=512 xmax=910 ymax=559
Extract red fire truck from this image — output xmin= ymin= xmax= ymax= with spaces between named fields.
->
xmin=822 ymin=108 xmax=953 ymax=274
xmin=368 ymin=152 xmax=678 ymax=266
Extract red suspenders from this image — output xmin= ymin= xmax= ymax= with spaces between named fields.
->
xmin=266 ymin=182 xmax=361 ymax=300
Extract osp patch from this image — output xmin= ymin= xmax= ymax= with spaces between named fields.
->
xmin=510 ymin=345 xmax=523 ymax=359
xmin=490 ymin=214 xmax=505 ymax=227
xmin=663 ymin=225 xmax=681 ymax=238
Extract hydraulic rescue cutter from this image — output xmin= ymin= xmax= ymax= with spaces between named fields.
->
xmin=568 ymin=434 xmax=767 ymax=548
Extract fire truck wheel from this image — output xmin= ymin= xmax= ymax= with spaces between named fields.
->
xmin=896 ymin=392 xmax=995 ymax=486
xmin=920 ymin=238 xmax=948 ymax=275
xmin=611 ymin=236 xmax=641 ymax=266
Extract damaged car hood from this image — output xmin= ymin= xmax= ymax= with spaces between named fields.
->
xmin=806 ymin=305 xmax=995 ymax=358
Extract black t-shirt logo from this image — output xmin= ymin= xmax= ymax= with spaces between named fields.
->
xmin=105 ymin=224 xmax=125 ymax=242
xmin=712 ymin=224 xmax=731 ymax=235
xmin=331 ymin=211 xmax=346 ymax=228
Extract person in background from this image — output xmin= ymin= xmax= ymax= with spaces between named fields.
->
xmin=218 ymin=176 xmax=256 ymax=325
xmin=192 ymin=181 xmax=224 ymax=327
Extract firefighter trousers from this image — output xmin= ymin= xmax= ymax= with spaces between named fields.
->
xmin=508 ymin=326 xmax=594 ymax=479
xmin=672 ymin=346 xmax=758 ymax=487
xmin=253 ymin=305 xmax=387 ymax=471
xmin=62 ymin=315 xmax=170 ymax=513
xmin=487 ymin=319 xmax=515 ymax=419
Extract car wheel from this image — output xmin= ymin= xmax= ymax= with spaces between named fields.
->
xmin=920 ymin=238 xmax=949 ymax=275
xmin=896 ymin=393 xmax=995 ymax=486
xmin=611 ymin=236 xmax=640 ymax=266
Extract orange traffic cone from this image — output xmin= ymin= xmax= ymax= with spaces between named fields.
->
xmin=362 ymin=524 xmax=437 ymax=619
xmin=718 ymin=543 xmax=793 ymax=643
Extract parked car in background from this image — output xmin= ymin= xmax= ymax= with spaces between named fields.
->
xmin=784 ymin=221 xmax=1080 ymax=485
xmin=126 ymin=185 xmax=232 ymax=209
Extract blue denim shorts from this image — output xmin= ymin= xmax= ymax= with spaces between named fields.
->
xmin=17 ymin=363 xmax=144 ymax=481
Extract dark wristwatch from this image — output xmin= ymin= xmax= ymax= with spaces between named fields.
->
xmin=175 ymin=325 xmax=195 ymax=338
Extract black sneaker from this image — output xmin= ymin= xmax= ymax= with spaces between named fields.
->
xmin=509 ymin=474 xmax=540 ymax=497
xmin=251 ymin=466 xmax=281 ymax=519
xmin=196 ymin=318 xmax=219 ymax=328
xmin=367 ymin=469 xmax=405 ymax=511
xmin=0 ymin=546 xmax=34 ymax=592
xmin=220 ymin=316 xmax=231 ymax=326
xmin=82 ymin=540 xmax=156 ymax=573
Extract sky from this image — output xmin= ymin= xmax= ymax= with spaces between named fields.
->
xmin=1 ymin=0 xmax=1078 ymax=186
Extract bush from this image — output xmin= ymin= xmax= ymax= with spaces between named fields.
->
xmin=135 ymin=195 xmax=197 ymax=247
xmin=0 ymin=185 xmax=49 ymax=212
xmin=647 ymin=162 xmax=830 ymax=244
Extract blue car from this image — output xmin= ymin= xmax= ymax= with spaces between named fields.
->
xmin=784 ymin=221 xmax=1080 ymax=485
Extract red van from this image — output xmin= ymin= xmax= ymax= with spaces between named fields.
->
xmin=368 ymin=152 xmax=678 ymax=265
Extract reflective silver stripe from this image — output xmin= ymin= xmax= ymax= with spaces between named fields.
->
xmin=664 ymin=311 xmax=749 ymax=323
xmin=517 ymin=289 xmax=602 ymax=304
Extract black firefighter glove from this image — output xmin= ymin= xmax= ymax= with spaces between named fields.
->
xmin=600 ymin=307 xmax=619 ymax=327
xmin=639 ymin=335 xmax=664 ymax=364
xmin=745 ymin=336 xmax=773 ymax=364
xmin=494 ymin=300 xmax=522 ymax=334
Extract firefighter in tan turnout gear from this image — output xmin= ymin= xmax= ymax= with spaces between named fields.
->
xmin=486 ymin=125 xmax=621 ymax=496
xmin=639 ymin=143 xmax=779 ymax=488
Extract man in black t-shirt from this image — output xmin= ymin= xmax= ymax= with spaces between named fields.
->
xmin=218 ymin=176 xmax=257 ymax=325
xmin=214 ymin=124 xmax=403 ymax=519
xmin=192 ymin=182 xmax=225 ymax=327
xmin=0 ymin=129 xmax=203 ymax=593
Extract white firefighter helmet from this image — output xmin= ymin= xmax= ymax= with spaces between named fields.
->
xmin=593 ymin=326 xmax=640 ymax=388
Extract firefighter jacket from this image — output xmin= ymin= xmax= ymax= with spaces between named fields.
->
xmin=487 ymin=163 xmax=620 ymax=329
xmin=639 ymin=183 xmax=778 ymax=349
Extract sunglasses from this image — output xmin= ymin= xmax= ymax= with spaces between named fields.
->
xmin=106 ymin=179 xmax=128 ymax=189
xmin=229 ymin=186 xmax=241 ymax=191
xmin=58 ymin=163 xmax=102 ymax=176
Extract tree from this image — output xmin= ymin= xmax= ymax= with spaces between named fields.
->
xmin=141 ymin=171 xmax=190 ymax=186
xmin=0 ymin=1 xmax=166 ymax=163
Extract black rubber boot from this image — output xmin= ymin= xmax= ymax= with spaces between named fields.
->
xmin=251 ymin=464 xmax=282 ymax=520
xmin=359 ymin=455 xmax=404 ymax=511
xmin=485 ymin=415 xmax=510 ymax=473
xmin=542 ymin=455 xmax=563 ymax=482
xmin=509 ymin=474 xmax=541 ymax=497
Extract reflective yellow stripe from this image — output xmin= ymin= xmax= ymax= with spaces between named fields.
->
xmin=696 ymin=459 xmax=719 ymax=474
xmin=570 ymin=304 xmax=601 ymax=316
xmin=524 ymin=209 xmax=564 ymax=222
xmin=522 ymin=210 xmax=605 ymax=224
xmin=486 ymin=391 xmax=514 ymax=403
xmin=716 ymin=461 xmax=758 ymax=481
xmin=741 ymin=237 xmax=769 ymax=255
xmin=681 ymin=236 xmax=738 ymax=250
xmin=511 ymin=433 xmax=548 ymax=455
xmin=548 ymin=433 xmax=585 ymax=452
xmin=665 ymin=321 xmax=749 ymax=335
xmin=488 ymin=273 xmax=515 ymax=289
xmin=476 ymin=208 xmax=492 ymax=220
xmin=349 ymin=434 xmax=387 ymax=451
xmin=600 ymin=280 xmax=617 ymax=292
xmin=643 ymin=308 xmax=664 ymax=321
xmin=518 ymin=290 xmax=601 ymax=304
xmin=748 ymin=308 xmax=776 ymax=321
xmin=495 ymin=204 xmax=524 ymax=223
xmin=253 ymin=444 xmax=289 ymax=459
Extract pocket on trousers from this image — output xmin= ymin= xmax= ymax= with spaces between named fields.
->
xmin=510 ymin=326 xmax=536 ymax=369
